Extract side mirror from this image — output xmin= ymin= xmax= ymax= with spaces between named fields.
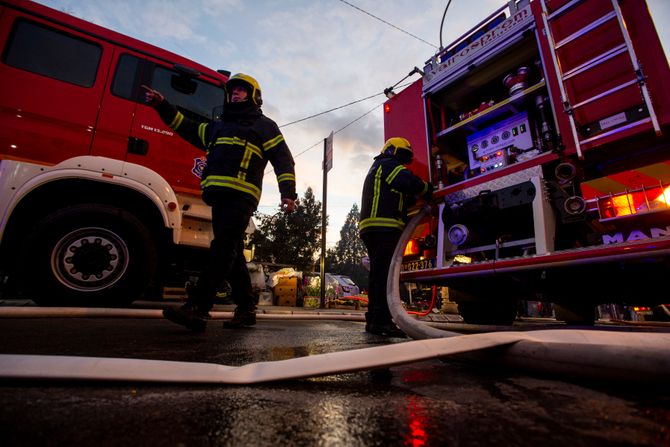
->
xmin=171 ymin=63 xmax=201 ymax=95
xmin=171 ymin=75 xmax=197 ymax=95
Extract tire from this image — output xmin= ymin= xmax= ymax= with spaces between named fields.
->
xmin=458 ymin=299 xmax=518 ymax=325
xmin=554 ymin=303 xmax=596 ymax=326
xmin=22 ymin=204 xmax=157 ymax=307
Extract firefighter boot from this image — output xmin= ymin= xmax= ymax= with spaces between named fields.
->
xmin=223 ymin=306 xmax=257 ymax=328
xmin=366 ymin=321 xmax=407 ymax=338
xmin=163 ymin=284 xmax=211 ymax=332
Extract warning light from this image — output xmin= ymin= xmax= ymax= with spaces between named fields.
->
xmin=404 ymin=239 xmax=420 ymax=256
xmin=454 ymin=254 xmax=472 ymax=264
xmin=597 ymin=185 xmax=670 ymax=220
xmin=384 ymin=103 xmax=391 ymax=113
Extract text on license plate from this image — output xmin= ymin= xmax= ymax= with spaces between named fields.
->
xmin=401 ymin=258 xmax=435 ymax=272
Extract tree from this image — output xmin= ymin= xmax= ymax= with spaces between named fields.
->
xmin=326 ymin=204 xmax=368 ymax=290
xmin=250 ymin=187 xmax=323 ymax=272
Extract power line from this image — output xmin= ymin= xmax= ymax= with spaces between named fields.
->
xmin=337 ymin=0 xmax=438 ymax=49
xmin=267 ymin=80 xmax=414 ymax=176
xmin=279 ymin=91 xmax=384 ymax=128
xmin=265 ymin=98 xmax=385 ymax=175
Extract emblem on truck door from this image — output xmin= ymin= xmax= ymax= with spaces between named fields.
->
xmin=192 ymin=155 xmax=207 ymax=179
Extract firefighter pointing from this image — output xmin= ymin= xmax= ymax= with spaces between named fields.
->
xmin=359 ymin=137 xmax=433 ymax=337
xmin=142 ymin=73 xmax=297 ymax=331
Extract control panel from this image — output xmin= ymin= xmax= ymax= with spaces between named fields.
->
xmin=466 ymin=111 xmax=533 ymax=173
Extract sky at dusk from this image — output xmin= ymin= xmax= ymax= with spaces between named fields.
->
xmin=35 ymin=0 xmax=670 ymax=247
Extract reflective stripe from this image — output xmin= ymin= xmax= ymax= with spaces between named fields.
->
xmin=263 ymin=134 xmax=284 ymax=151
xmin=359 ymin=217 xmax=405 ymax=231
xmin=277 ymin=173 xmax=295 ymax=183
xmin=214 ymin=136 xmax=247 ymax=147
xmin=169 ymin=112 xmax=184 ymax=130
xmin=198 ymin=123 xmax=208 ymax=147
xmin=386 ymin=165 xmax=405 ymax=184
xmin=370 ymin=166 xmax=383 ymax=218
xmin=200 ymin=175 xmax=261 ymax=202
xmin=240 ymin=142 xmax=262 ymax=170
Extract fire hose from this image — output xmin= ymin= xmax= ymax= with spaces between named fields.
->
xmin=0 ymin=205 xmax=669 ymax=383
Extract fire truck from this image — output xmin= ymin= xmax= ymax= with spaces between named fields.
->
xmin=385 ymin=0 xmax=670 ymax=324
xmin=0 ymin=0 xmax=239 ymax=306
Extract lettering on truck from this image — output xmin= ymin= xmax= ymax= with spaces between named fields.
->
xmin=602 ymin=226 xmax=670 ymax=245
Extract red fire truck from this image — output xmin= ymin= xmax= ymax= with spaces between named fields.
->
xmin=385 ymin=0 xmax=670 ymax=324
xmin=0 ymin=0 xmax=237 ymax=306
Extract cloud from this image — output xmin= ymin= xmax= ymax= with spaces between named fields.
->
xmin=32 ymin=0 xmax=670 ymax=248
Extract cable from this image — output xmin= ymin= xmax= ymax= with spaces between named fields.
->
xmin=279 ymin=91 xmax=385 ymax=128
xmin=439 ymin=0 xmax=453 ymax=51
xmin=265 ymin=99 xmax=384 ymax=175
xmin=338 ymin=0 xmax=437 ymax=49
xmin=264 ymin=79 xmax=414 ymax=175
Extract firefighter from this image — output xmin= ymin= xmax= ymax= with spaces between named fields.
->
xmin=359 ymin=137 xmax=433 ymax=337
xmin=142 ymin=73 xmax=297 ymax=331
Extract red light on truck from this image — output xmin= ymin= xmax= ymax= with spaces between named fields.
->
xmin=404 ymin=239 xmax=420 ymax=256
xmin=656 ymin=185 xmax=670 ymax=205
xmin=597 ymin=185 xmax=670 ymax=220
xmin=384 ymin=103 xmax=391 ymax=113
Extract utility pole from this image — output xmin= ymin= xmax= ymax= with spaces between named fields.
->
xmin=320 ymin=132 xmax=333 ymax=308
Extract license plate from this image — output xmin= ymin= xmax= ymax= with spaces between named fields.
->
xmin=401 ymin=258 xmax=435 ymax=272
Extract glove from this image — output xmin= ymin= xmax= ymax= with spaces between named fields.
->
xmin=141 ymin=85 xmax=165 ymax=107
xmin=421 ymin=182 xmax=434 ymax=201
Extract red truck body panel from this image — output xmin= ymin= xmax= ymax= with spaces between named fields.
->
xmin=0 ymin=0 xmax=227 ymax=193
xmin=384 ymin=0 xmax=670 ymax=323
xmin=0 ymin=0 xmax=231 ymax=305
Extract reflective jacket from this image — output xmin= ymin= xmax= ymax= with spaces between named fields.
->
xmin=359 ymin=155 xmax=431 ymax=235
xmin=155 ymin=100 xmax=297 ymax=207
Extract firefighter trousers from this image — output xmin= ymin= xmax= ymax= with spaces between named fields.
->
xmin=192 ymin=193 xmax=255 ymax=313
xmin=361 ymin=230 xmax=402 ymax=326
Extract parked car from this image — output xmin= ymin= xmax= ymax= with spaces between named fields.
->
xmin=327 ymin=274 xmax=360 ymax=297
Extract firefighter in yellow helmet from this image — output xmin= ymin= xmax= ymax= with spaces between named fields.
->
xmin=142 ymin=73 xmax=297 ymax=331
xmin=359 ymin=137 xmax=433 ymax=337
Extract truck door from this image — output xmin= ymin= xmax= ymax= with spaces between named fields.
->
xmin=0 ymin=10 xmax=112 ymax=164
xmin=92 ymin=50 xmax=226 ymax=192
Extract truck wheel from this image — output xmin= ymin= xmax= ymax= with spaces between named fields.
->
xmin=23 ymin=204 xmax=157 ymax=307
xmin=554 ymin=303 xmax=596 ymax=325
xmin=458 ymin=299 xmax=518 ymax=325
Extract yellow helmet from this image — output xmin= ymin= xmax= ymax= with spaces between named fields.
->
xmin=381 ymin=137 xmax=413 ymax=157
xmin=227 ymin=73 xmax=262 ymax=105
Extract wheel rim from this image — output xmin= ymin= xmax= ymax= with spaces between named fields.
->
xmin=51 ymin=227 xmax=129 ymax=292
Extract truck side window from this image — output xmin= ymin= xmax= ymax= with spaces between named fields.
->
xmin=151 ymin=66 xmax=225 ymax=121
xmin=2 ymin=19 xmax=101 ymax=87
xmin=111 ymin=54 xmax=225 ymax=121
xmin=111 ymin=54 xmax=142 ymax=100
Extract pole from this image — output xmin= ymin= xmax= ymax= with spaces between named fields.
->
xmin=320 ymin=137 xmax=328 ymax=309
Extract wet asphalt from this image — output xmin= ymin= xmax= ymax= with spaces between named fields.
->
xmin=0 ymin=307 xmax=668 ymax=447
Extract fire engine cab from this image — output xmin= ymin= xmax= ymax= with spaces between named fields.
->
xmin=0 ymin=0 xmax=244 ymax=306
xmin=385 ymin=0 xmax=670 ymax=324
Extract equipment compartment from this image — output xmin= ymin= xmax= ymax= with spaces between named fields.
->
xmin=424 ymin=12 xmax=557 ymax=187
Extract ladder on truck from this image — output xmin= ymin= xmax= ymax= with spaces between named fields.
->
xmin=540 ymin=0 xmax=661 ymax=158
